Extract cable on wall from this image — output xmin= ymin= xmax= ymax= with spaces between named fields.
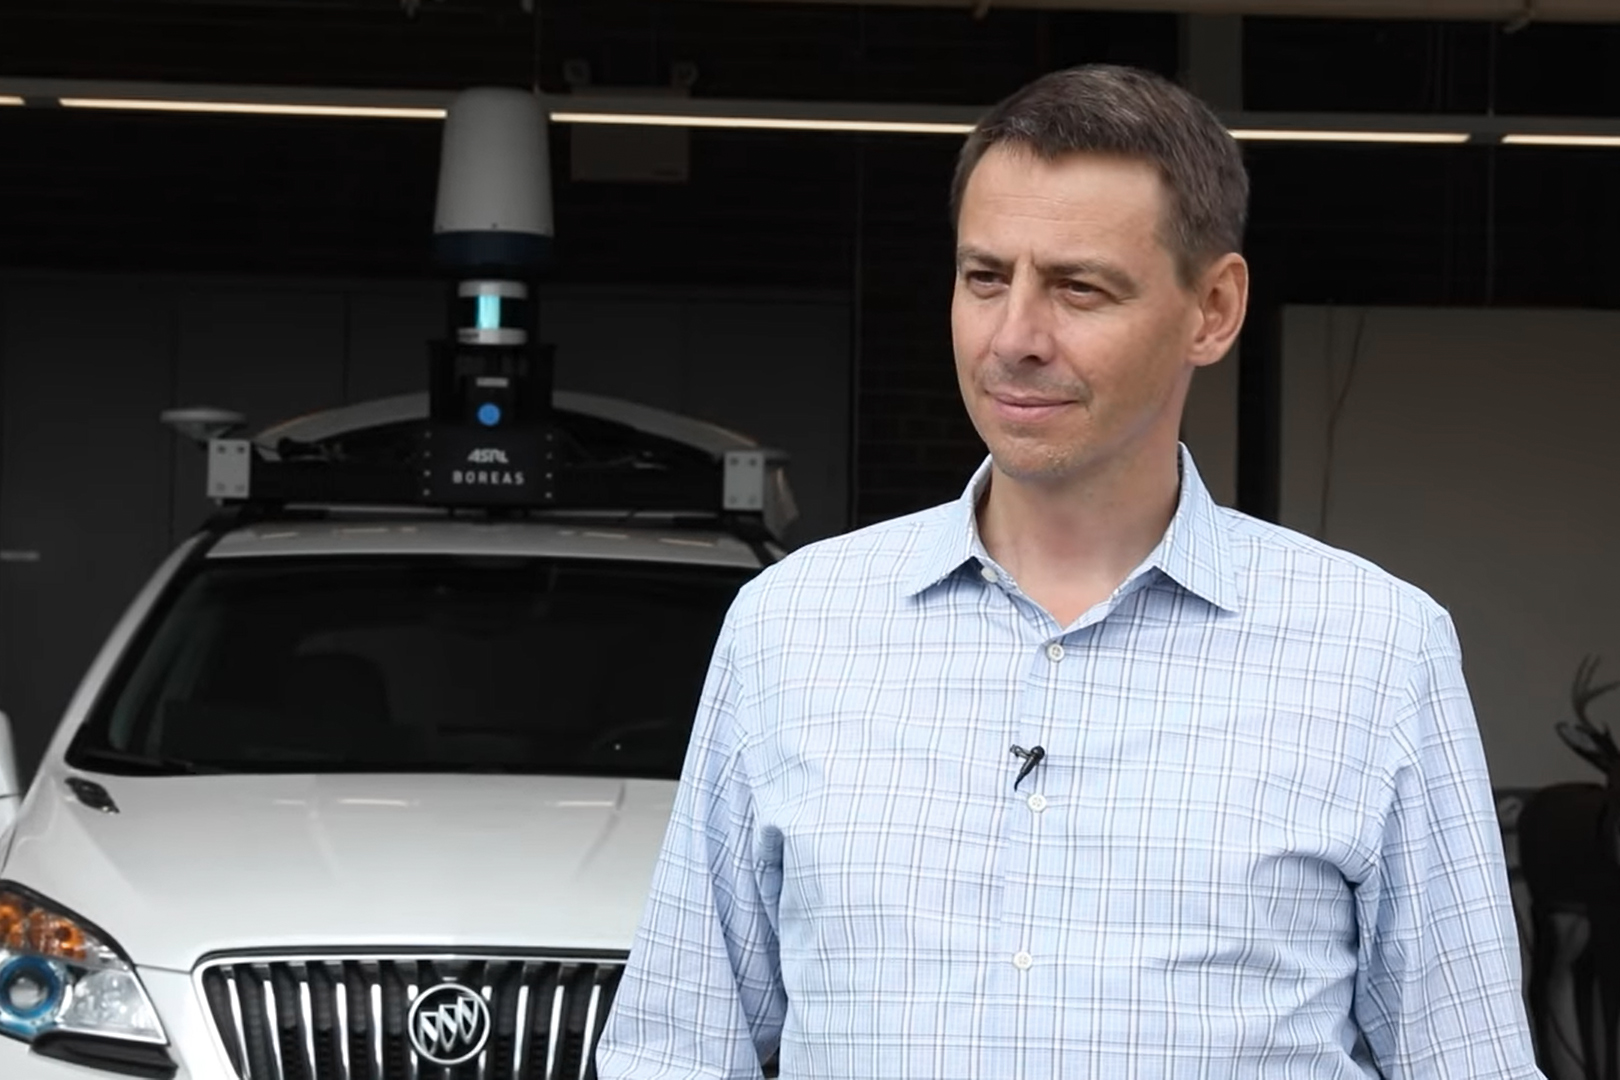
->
xmin=1317 ymin=307 xmax=1367 ymax=541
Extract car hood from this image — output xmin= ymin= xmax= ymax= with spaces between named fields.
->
xmin=2 ymin=767 xmax=677 ymax=971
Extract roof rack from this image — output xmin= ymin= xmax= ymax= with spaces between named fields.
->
xmin=162 ymin=387 xmax=798 ymax=545
xmin=162 ymin=257 xmax=799 ymax=546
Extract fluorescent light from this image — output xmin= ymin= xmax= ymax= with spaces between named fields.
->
xmin=0 ymin=96 xmax=23 ymax=107
xmin=548 ymin=110 xmax=975 ymax=135
xmin=57 ymin=97 xmax=446 ymax=119
xmin=51 ymin=96 xmax=968 ymax=132
xmin=28 ymin=83 xmax=1620 ymax=152
xmin=1230 ymin=128 xmax=1470 ymax=145
xmin=1501 ymin=133 xmax=1620 ymax=147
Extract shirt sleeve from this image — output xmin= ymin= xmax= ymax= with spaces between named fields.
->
xmin=1353 ymin=610 xmax=1545 ymax=1078
xmin=595 ymin=602 xmax=787 ymax=1080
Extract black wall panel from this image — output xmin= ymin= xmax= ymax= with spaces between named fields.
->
xmin=345 ymin=284 xmax=450 ymax=403
xmin=0 ymin=280 xmax=176 ymax=779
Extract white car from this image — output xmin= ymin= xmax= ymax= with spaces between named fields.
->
xmin=0 ymin=391 xmax=790 ymax=1080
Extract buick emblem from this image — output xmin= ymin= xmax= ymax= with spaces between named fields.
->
xmin=408 ymin=983 xmax=491 ymax=1066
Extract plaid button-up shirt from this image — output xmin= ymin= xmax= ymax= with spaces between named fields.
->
xmin=596 ymin=446 xmax=1541 ymax=1079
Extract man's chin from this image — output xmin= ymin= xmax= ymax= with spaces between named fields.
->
xmin=987 ymin=445 xmax=1087 ymax=488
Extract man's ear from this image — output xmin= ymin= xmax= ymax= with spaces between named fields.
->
xmin=1189 ymin=253 xmax=1249 ymax=369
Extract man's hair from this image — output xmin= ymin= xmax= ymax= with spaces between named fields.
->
xmin=950 ymin=64 xmax=1249 ymax=285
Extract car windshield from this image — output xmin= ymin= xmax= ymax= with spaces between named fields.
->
xmin=67 ymin=554 xmax=755 ymax=778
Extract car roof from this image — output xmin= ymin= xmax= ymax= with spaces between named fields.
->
xmin=205 ymin=514 xmax=766 ymax=569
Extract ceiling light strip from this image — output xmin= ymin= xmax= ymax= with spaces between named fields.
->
xmin=1501 ymin=133 xmax=1620 ymax=147
xmin=1229 ymin=128 xmax=1470 ymax=144
xmin=547 ymin=110 xmax=973 ymax=134
xmin=35 ymin=99 xmax=1474 ymax=142
xmin=57 ymin=97 xmax=447 ymax=119
xmin=10 ymin=83 xmax=1620 ymax=149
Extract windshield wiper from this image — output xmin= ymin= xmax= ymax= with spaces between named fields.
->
xmin=68 ymin=746 xmax=221 ymax=777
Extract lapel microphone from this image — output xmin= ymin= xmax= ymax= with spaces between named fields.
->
xmin=1009 ymin=744 xmax=1046 ymax=789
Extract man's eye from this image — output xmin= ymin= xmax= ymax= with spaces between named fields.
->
xmin=964 ymin=270 xmax=1001 ymax=287
xmin=1063 ymin=280 xmax=1100 ymax=296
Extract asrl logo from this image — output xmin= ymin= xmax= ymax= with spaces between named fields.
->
xmin=466 ymin=448 xmax=510 ymax=465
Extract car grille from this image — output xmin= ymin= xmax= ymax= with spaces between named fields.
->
xmin=195 ymin=954 xmax=624 ymax=1080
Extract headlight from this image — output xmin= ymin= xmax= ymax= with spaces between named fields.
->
xmin=0 ymin=883 xmax=165 ymax=1046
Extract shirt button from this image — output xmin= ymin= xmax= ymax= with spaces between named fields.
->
xmin=1027 ymin=793 xmax=1048 ymax=812
xmin=979 ymin=565 xmax=999 ymax=583
xmin=1046 ymin=642 xmax=1065 ymax=662
xmin=1013 ymin=951 xmax=1034 ymax=970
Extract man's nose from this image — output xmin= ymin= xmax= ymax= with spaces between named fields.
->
xmin=989 ymin=278 xmax=1055 ymax=365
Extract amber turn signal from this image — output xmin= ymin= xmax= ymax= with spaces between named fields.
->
xmin=0 ymin=896 xmax=25 ymax=951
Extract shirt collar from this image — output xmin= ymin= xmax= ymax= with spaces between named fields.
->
xmin=901 ymin=443 xmax=1241 ymax=614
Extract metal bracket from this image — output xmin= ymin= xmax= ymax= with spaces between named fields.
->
xmin=208 ymin=439 xmax=253 ymax=501
xmin=723 ymin=450 xmax=767 ymax=513
xmin=724 ymin=448 xmax=797 ymax=542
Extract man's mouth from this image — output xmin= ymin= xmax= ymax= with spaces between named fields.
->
xmin=989 ymin=393 xmax=1074 ymax=422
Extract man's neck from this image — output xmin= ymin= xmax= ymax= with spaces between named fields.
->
xmin=976 ymin=442 xmax=1182 ymax=626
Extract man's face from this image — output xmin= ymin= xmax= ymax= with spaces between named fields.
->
xmin=952 ymin=145 xmax=1227 ymax=489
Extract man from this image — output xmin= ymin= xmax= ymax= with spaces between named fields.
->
xmin=597 ymin=63 xmax=1542 ymax=1078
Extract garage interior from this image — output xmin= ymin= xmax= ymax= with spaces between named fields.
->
xmin=3 ymin=0 xmax=1620 ymax=1074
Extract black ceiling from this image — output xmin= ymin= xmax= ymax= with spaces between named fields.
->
xmin=3 ymin=0 xmax=1620 ymax=308
xmin=6 ymin=0 xmax=1620 ymax=113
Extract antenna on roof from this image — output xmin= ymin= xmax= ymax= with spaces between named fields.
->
xmin=159 ymin=407 xmax=247 ymax=447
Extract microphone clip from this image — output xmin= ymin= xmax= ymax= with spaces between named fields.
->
xmin=1009 ymin=744 xmax=1046 ymax=790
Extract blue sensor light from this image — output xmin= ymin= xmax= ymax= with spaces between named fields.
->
xmin=476 ymin=295 xmax=501 ymax=331
xmin=0 ymin=955 xmax=64 ymax=1032
xmin=477 ymin=403 xmax=502 ymax=427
